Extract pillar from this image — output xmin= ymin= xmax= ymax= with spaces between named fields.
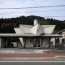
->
xmin=59 ymin=37 xmax=62 ymax=44
xmin=33 ymin=38 xmax=35 ymax=47
xmin=18 ymin=38 xmax=24 ymax=48
xmin=40 ymin=38 xmax=41 ymax=47
xmin=1 ymin=37 xmax=5 ymax=48
xmin=48 ymin=38 xmax=51 ymax=48
xmin=0 ymin=38 xmax=1 ymax=48
xmin=24 ymin=38 xmax=26 ymax=48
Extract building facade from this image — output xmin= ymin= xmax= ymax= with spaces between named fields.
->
xmin=0 ymin=19 xmax=63 ymax=49
xmin=14 ymin=19 xmax=59 ymax=48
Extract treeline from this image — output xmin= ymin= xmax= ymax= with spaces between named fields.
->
xmin=0 ymin=15 xmax=65 ymax=33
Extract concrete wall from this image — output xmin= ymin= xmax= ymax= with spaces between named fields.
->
xmin=31 ymin=24 xmax=43 ymax=35
xmin=41 ymin=38 xmax=49 ymax=48
xmin=51 ymin=38 xmax=55 ymax=45
xmin=50 ymin=37 xmax=63 ymax=46
xmin=14 ymin=28 xmax=21 ymax=34
xmin=20 ymin=25 xmax=31 ymax=34
xmin=42 ymin=25 xmax=55 ymax=34
xmin=25 ymin=38 xmax=33 ymax=48
xmin=24 ymin=38 xmax=50 ymax=48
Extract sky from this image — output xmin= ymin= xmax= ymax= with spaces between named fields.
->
xmin=0 ymin=0 xmax=65 ymax=20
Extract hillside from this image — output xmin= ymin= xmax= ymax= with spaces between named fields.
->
xmin=0 ymin=15 xmax=65 ymax=33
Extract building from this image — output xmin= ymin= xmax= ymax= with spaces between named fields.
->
xmin=14 ymin=19 xmax=62 ymax=48
xmin=0 ymin=19 xmax=62 ymax=49
xmin=48 ymin=28 xmax=65 ymax=50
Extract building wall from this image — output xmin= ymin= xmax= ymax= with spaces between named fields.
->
xmin=50 ymin=37 xmax=64 ymax=47
xmin=25 ymin=38 xmax=33 ymax=48
xmin=20 ymin=25 xmax=31 ymax=34
xmin=20 ymin=37 xmax=65 ymax=48
xmin=23 ymin=38 xmax=50 ymax=48
xmin=31 ymin=24 xmax=43 ymax=35
xmin=42 ymin=25 xmax=55 ymax=34
xmin=51 ymin=38 xmax=55 ymax=45
xmin=41 ymin=38 xmax=49 ymax=48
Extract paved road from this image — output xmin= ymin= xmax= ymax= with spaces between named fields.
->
xmin=0 ymin=56 xmax=65 ymax=61
xmin=0 ymin=61 xmax=65 ymax=65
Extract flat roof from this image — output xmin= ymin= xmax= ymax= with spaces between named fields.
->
xmin=0 ymin=33 xmax=62 ymax=38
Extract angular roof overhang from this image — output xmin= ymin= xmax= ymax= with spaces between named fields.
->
xmin=0 ymin=33 xmax=62 ymax=38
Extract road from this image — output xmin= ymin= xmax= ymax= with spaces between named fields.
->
xmin=0 ymin=48 xmax=65 ymax=65
xmin=0 ymin=56 xmax=65 ymax=61
xmin=0 ymin=61 xmax=65 ymax=65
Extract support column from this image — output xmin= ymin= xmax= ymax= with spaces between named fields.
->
xmin=18 ymin=37 xmax=24 ymax=48
xmin=1 ymin=37 xmax=6 ymax=48
xmin=48 ymin=38 xmax=51 ymax=48
xmin=52 ymin=38 xmax=55 ymax=49
xmin=33 ymin=38 xmax=34 ymax=48
xmin=40 ymin=38 xmax=41 ymax=47
xmin=24 ymin=38 xmax=26 ymax=48
xmin=5 ymin=38 xmax=8 ymax=48
xmin=0 ymin=37 xmax=1 ymax=48
xmin=33 ymin=38 xmax=35 ymax=48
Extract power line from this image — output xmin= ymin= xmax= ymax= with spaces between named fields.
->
xmin=0 ymin=9 xmax=65 ymax=14
xmin=0 ymin=5 xmax=65 ymax=9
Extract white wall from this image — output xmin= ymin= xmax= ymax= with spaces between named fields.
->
xmin=50 ymin=38 xmax=55 ymax=45
xmin=31 ymin=24 xmax=43 ymax=35
xmin=14 ymin=28 xmax=22 ymax=34
xmin=20 ymin=25 xmax=31 ymax=34
xmin=42 ymin=25 xmax=55 ymax=34
xmin=50 ymin=37 xmax=63 ymax=46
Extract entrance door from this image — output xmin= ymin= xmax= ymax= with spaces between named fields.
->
xmin=34 ymin=38 xmax=40 ymax=48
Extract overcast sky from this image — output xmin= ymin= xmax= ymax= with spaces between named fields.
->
xmin=0 ymin=0 xmax=65 ymax=20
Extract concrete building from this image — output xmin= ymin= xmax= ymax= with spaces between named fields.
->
xmin=0 ymin=19 xmax=62 ymax=49
xmin=13 ymin=19 xmax=62 ymax=48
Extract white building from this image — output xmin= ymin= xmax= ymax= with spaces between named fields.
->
xmin=13 ymin=19 xmax=61 ymax=48
xmin=0 ymin=19 xmax=62 ymax=49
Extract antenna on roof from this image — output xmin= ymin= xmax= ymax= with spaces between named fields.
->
xmin=34 ymin=19 xmax=38 ymax=25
